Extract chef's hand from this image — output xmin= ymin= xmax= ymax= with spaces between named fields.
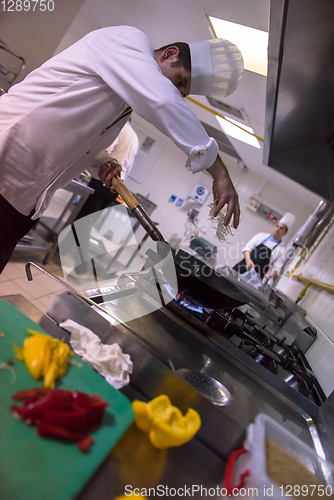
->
xmin=98 ymin=161 xmax=122 ymax=193
xmin=244 ymin=251 xmax=255 ymax=270
xmin=206 ymin=155 xmax=240 ymax=228
xmin=246 ymin=261 xmax=255 ymax=270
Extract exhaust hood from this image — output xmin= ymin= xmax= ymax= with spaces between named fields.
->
xmin=264 ymin=0 xmax=334 ymax=201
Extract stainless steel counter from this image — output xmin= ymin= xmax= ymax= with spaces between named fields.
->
xmin=1 ymin=294 xmax=241 ymax=499
xmin=4 ymin=289 xmax=334 ymax=499
xmin=45 ymin=283 xmax=327 ymax=445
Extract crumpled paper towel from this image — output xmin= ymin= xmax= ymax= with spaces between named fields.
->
xmin=59 ymin=319 xmax=133 ymax=389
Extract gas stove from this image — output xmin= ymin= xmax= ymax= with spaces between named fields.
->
xmin=81 ymin=256 xmax=325 ymax=408
xmin=168 ymin=294 xmax=326 ymax=407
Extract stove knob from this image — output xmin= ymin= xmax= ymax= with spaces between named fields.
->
xmin=282 ymin=357 xmax=294 ymax=369
xmin=267 ymin=360 xmax=278 ymax=375
xmin=263 ymin=338 xmax=271 ymax=348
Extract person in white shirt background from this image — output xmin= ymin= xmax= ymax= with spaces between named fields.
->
xmin=0 ymin=25 xmax=244 ymax=273
xmin=233 ymin=213 xmax=296 ymax=282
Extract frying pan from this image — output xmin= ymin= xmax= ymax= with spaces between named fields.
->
xmin=111 ymin=175 xmax=249 ymax=310
xmin=172 ymin=249 xmax=249 ymax=310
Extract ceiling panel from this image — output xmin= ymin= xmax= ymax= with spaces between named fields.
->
xmin=200 ymin=0 xmax=270 ymax=31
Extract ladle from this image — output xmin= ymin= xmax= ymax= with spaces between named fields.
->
xmin=168 ymin=359 xmax=233 ymax=407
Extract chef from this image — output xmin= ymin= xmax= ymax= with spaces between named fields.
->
xmin=0 ymin=26 xmax=244 ymax=273
xmin=233 ymin=213 xmax=295 ymax=281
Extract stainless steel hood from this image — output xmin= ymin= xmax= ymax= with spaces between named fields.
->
xmin=264 ymin=0 xmax=334 ymax=201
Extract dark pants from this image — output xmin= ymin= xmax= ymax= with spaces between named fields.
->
xmin=0 ymin=195 xmax=39 ymax=273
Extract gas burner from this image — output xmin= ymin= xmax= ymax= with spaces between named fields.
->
xmin=176 ymin=294 xmax=204 ymax=314
xmin=174 ymin=293 xmax=213 ymax=320
xmin=167 ymin=300 xmax=326 ymax=406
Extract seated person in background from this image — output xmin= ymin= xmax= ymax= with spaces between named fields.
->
xmin=233 ymin=213 xmax=295 ymax=282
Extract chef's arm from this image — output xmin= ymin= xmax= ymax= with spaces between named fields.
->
xmin=87 ymin=150 xmax=122 ymax=193
xmin=206 ymin=155 xmax=240 ymax=228
xmin=88 ymin=151 xmax=120 ymax=179
xmin=266 ymin=249 xmax=284 ymax=281
xmin=94 ymin=30 xmax=240 ymax=224
xmin=243 ymin=251 xmax=255 ymax=270
xmin=98 ymin=161 xmax=122 ymax=193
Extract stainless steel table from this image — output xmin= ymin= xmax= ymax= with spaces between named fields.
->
xmin=1 ymin=294 xmax=237 ymax=500
xmin=15 ymin=180 xmax=95 ymax=264
xmin=4 ymin=286 xmax=334 ymax=500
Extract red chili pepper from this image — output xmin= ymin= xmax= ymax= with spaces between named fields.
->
xmin=12 ymin=388 xmax=51 ymax=401
xmin=11 ymin=388 xmax=109 ymax=452
xmin=77 ymin=435 xmax=94 ymax=453
xmin=40 ymin=408 xmax=89 ymax=435
xmin=11 ymin=390 xmax=73 ymax=424
xmin=38 ymin=413 xmax=88 ymax=441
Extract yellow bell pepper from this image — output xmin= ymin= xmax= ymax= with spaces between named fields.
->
xmin=13 ymin=329 xmax=73 ymax=389
xmin=132 ymin=395 xmax=201 ymax=449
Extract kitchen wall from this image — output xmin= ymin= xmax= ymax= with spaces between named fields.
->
xmin=0 ymin=0 xmax=86 ymax=82
xmin=52 ymin=4 xmax=99 ymax=55
xmin=276 ymin=225 xmax=334 ymax=397
xmin=128 ymin=113 xmax=320 ymax=271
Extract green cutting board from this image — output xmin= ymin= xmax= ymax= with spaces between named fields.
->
xmin=0 ymin=299 xmax=134 ymax=500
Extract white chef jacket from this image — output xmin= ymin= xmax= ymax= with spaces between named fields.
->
xmin=0 ymin=26 xmax=218 ymax=219
xmin=90 ymin=122 xmax=140 ymax=180
xmin=242 ymin=232 xmax=286 ymax=273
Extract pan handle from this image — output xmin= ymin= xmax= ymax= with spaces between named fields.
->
xmin=110 ymin=171 xmax=165 ymax=242
xmin=25 ymin=262 xmax=124 ymax=323
xmin=109 ymin=169 xmax=139 ymax=210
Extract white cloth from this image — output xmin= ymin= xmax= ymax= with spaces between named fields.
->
xmin=0 ymin=26 xmax=218 ymax=219
xmin=242 ymin=232 xmax=286 ymax=273
xmin=59 ymin=319 xmax=133 ymax=389
xmin=89 ymin=122 xmax=140 ymax=180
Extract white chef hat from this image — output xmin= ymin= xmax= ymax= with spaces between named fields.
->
xmin=279 ymin=212 xmax=295 ymax=230
xmin=189 ymin=38 xmax=244 ymax=97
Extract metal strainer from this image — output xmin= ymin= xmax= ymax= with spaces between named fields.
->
xmin=175 ymin=368 xmax=233 ymax=407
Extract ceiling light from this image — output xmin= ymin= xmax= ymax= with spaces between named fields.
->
xmin=208 ymin=16 xmax=268 ymax=76
xmin=216 ymin=116 xmax=261 ymax=148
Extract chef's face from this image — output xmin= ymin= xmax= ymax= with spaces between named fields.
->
xmin=156 ymin=47 xmax=191 ymax=98
xmin=272 ymin=222 xmax=287 ymax=240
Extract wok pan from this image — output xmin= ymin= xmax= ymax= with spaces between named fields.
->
xmin=171 ymin=249 xmax=249 ymax=310
xmin=111 ymin=176 xmax=249 ymax=311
